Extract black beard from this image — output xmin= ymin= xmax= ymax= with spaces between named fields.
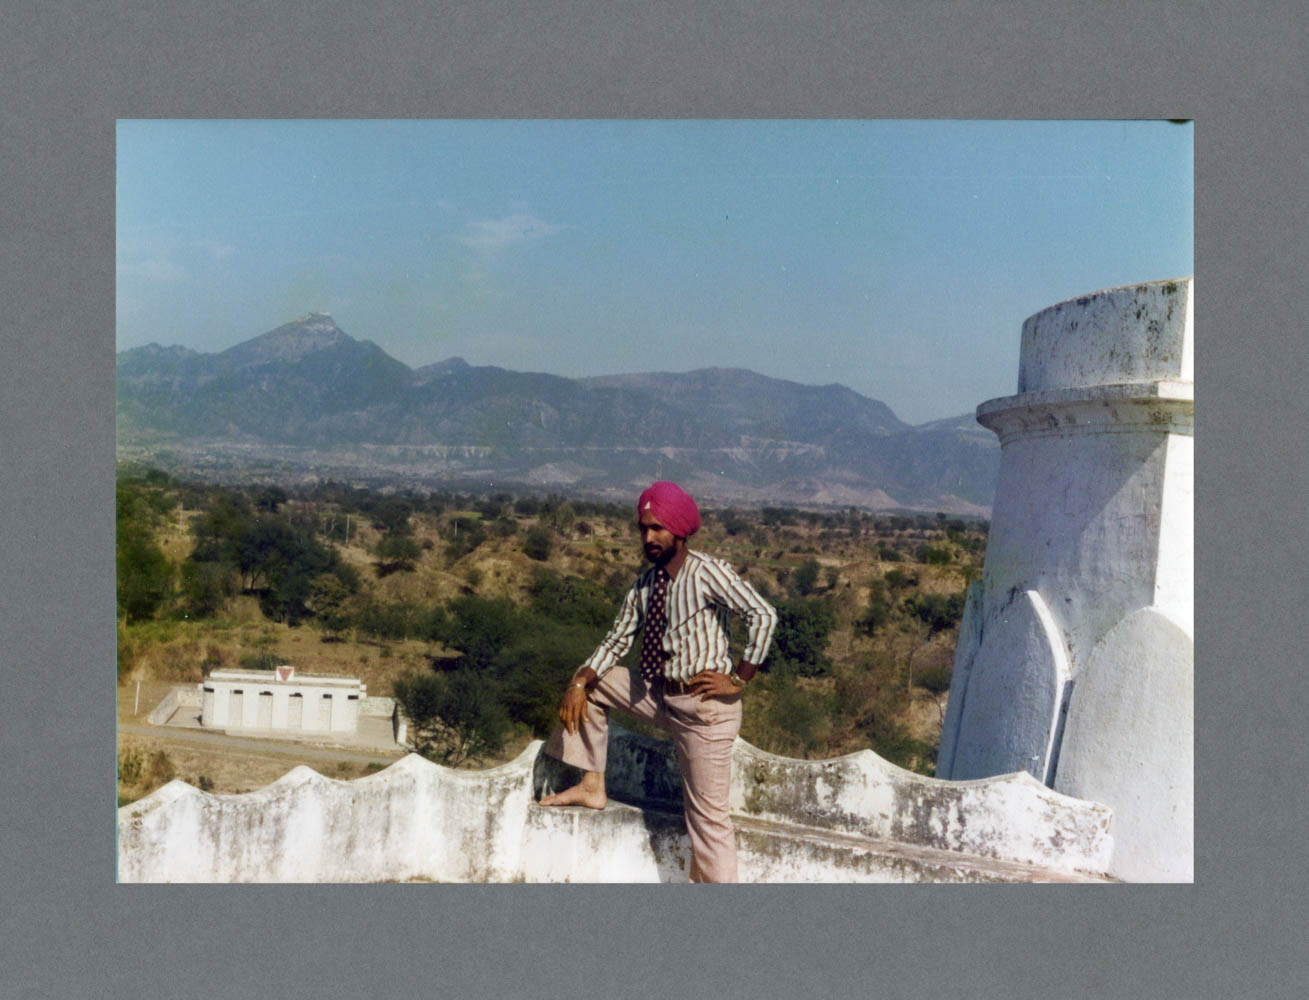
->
xmin=645 ymin=545 xmax=672 ymax=565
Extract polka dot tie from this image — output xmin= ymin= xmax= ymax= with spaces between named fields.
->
xmin=639 ymin=568 xmax=670 ymax=682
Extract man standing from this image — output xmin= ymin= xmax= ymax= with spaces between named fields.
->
xmin=539 ymin=481 xmax=777 ymax=883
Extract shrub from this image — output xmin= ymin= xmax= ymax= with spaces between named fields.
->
xmin=916 ymin=660 xmax=953 ymax=695
xmin=118 ymin=746 xmax=144 ymax=785
xmin=143 ymin=750 xmax=176 ymax=790
xmin=855 ymin=580 xmax=892 ymax=637
xmin=884 ymin=568 xmax=917 ymax=591
xmin=916 ymin=543 xmax=953 ymax=565
xmin=766 ymin=682 xmax=831 ymax=758
xmin=374 ymin=534 xmax=422 ymax=574
xmin=523 ymin=525 xmax=553 ymax=561
xmin=445 ymin=517 xmax=487 ymax=559
xmin=490 ymin=517 xmax=518 ymax=538
xmin=239 ymin=650 xmax=280 ymax=671
xmin=902 ymin=592 xmax=966 ymax=634
xmin=117 ymin=622 xmax=137 ymax=684
xmin=791 ymin=559 xmax=821 ymax=597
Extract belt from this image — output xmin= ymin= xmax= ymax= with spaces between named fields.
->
xmin=659 ymin=676 xmax=696 ymax=696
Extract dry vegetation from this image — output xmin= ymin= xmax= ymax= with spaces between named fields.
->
xmin=117 ymin=469 xmax=987 ymax=802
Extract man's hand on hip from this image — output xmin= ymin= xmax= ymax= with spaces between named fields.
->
xmin=686 ymin=670 xmax=741 ymax=700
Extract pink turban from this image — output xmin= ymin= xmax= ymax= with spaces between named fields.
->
xmin=637 ymin=481 xmax=701 ymax=538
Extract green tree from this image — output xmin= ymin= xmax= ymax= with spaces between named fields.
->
xmin=791 ymin=558 xmax=821 ymax=597
xmin=767 ymin=599 xmax=837 ymax=677
xmin=492 ymin=621 xmax=600 ymax=737
xmin=374 ymin=534 xmax=421 ymax=575
xmin=720 ymin=510 xmax=750 ymax=536
xmin=855 ymin=579 xmax=892 ymax=637
xmin=178 ymin=560 xmax=237 ymax=619
xmin=523 ymin=525 xmax=553 ymax=561
xmin=368 ymin=497 xmax=414 ymax=535
xmin=190 ymin=494 xmax=352 ymax=623
xmin=548 ymin=502 xmax=576 ymax=537
xmin=393 ymin=669 xmax=510 ymax=765
xmin=902 ymin=592 xmax=966 ymax=634
xmin=526 ymin=568 xmax=614 ymax=627
xmin=434 ymin=595 xmax=524 ymax=670
xmin=306 ymin=573 xmax=353 ymax=640
xmin=253 ymin=485 xmax=289 ymax=512
xmin=117 ymin=531 xmax=173 ymax=622
xmin=445 ymin=517 xmax=486 ymax=559
xmin=489 ymin=516 xmax=518 ymax=538
xmin=355 ymin=599 xmax=421 ymax=642
xmin=116 ymin=480 xmax=174 ymax=622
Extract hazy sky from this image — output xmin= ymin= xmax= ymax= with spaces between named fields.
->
xmin=116 ymin=119 xmax=1192 ymax=424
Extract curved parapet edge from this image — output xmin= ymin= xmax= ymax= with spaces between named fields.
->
xmin=730 ymin=737 xmax=1113 ymax=876
xmin=118 ymin=743 xmax=544 ymax=883
xmin=118 ymin=731 xmax=1114 ymax=881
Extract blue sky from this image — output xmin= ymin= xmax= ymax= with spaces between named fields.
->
xmin=116 ymin=120 xmax=1191 ymax=424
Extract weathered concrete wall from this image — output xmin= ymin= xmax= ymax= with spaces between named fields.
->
xmin=119 ymin=725 xmax=1113 ymax=883
xmin=937 ymin=278 xmax=1193 ymax=882
xmin=146 ymin=686 xmax=200 ymax=726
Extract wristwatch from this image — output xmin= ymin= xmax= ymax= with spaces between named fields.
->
xmin=728 ymin=671 xmax=747 ymax=689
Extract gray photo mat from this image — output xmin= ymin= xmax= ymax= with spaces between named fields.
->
xmin=3 ymin=0 xmax=1299 ymax=998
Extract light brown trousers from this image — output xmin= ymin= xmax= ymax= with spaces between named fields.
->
xmin=544 ymin=666 xmax=744 ymax=882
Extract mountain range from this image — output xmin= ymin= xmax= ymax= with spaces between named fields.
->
xmin=116 ymin=313 xmax=999 ymax=514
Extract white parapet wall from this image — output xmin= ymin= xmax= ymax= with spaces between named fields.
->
xmin=118 ymin=724 xmax=1114 ymax=883
xmin=937 ymin=277 xmax=1194 ymax=882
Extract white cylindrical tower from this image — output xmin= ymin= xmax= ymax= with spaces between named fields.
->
xmin=937 ymin=277 xmax=1193 ymax=881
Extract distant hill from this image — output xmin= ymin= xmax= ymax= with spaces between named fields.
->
xmin=116 ymin=314 xmax=999 ymax=514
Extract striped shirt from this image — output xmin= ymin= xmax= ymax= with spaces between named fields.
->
xmin=582 ymin=550 xmax=778 ymax=682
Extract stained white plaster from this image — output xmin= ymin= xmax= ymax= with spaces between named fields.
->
xmin=118 ymin=725 xmax=1114 ymax=883
xmin=1017 ymin=278 xmax=1192 ymax=393
xmin=937 ymin=578 xmax=982 ymax=776
xmin=1055 ymin=607 xmax=1193 ymax=881
xmin=940 ymin=277 xmax=1193 ymax=882
xmin=945 ymin=589 xmax=1070 ymax=782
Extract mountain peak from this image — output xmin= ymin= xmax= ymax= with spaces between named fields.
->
xmin=218 ymin=313 xmax=352 ymax=368
xmin=413 ymin=357 xmax=472 ymax=381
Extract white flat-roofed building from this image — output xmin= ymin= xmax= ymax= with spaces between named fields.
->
xmin=199 ymin=667 xmax=365 ymax=736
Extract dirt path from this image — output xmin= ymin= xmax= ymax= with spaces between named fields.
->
xmin=118 ymin=723 xmax=407 ymax=766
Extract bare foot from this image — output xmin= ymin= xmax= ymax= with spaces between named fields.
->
xmin=539 ymin=774 xmax=607 ymax=809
